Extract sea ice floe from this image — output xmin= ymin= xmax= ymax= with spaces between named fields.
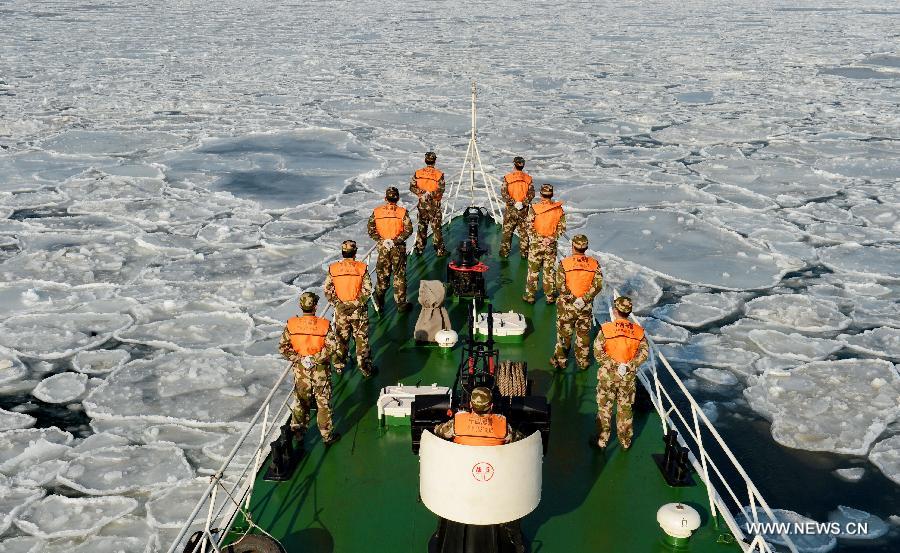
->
xmin=869 ymin=435 xmax=900 ymax=486
xmin=850 ymin=203 xmax=900 ymax=231
xmin=819 ymin=244 xmax=900 ymax=281
xmin=0 ymin=487 xmax=45 ymax=536
xmin=591 ymin=256 xmax=663 ymax=315
xmin=67 ymin=536 xmax=149 ymax=553
xmin=71 ymin=350 xmax=131 ymax=375
xmin=581 ymin=210 xmax=798 ymax=290
xmin=744 ymin=359 xmax=900 ymax=454
xmin=650 ymin=292 xmax=744 ymax=328
xmin=11 ymin=459 xmax=68 ymax=487
xmin=697 ymin=205 xmax=805 ymax=241
xmin=805 ymin=222 xmax=899 ymax=246
xmin=141 ymin=424 xmax=225 ymax=450
xmin=83 ymin=350 xmax=286 ymax=426
xmin=792 ymin=202 xmax=856 ymax=224
xmin=0 ymin=428 xmax=73 ymax=472
xmin=261 ymin=219 xmax=329 ymax=246
xmin=744 ymin=295 xmax=851 ymax=333
xmin=828 ymin=506 xmax=890 ymax=540
xmin=747 ymin=330 xmax=843 ymax=361
xmin=64 ymin=173 xmax=165 ymax=203
xmin=0 ymin=438 xmax=70 ymax=479
xmin=657 ymin=336 xmax=759 ymax=374
xmin=839 ymin=327 xmax=900 ymax=361
xmin=734 ymin=508 xmax=836 ymax=553
xmin=0 ymin=281 xmax=114 ymax=319
xmin=13 ymin=495 xmax=138 ymax=539
xmin=41 ymin=130 xmax=182 ymax=156
xmin=0 ymin=347 xmax=27 ymax=387
xmin=691 ymin=158 xmax=838 ymax=207
xmin=153 ymin=243 xmax=328 ymax=282
xmin=0 ymin=536 xmax=45 ymax=553
xmin=702 ymin=183 xmax=779 ymax=210
xmin=31 ymin=372 xmax=88 ymax=403
xmin=0 ymin=407 xmax=35 ymax=431
xmin=69 ymin=432 xmax=130 ymax=456
xmin=850 ymin=298 xmax=900 ymax=329
xmin=559 ymin=181 xmax=715 ymax=212
xmin=833 ymin=467 xmax=865 ymax=482
xmin=692 ymin=367 xmax=739 ymax=387
xmin=114 ymin=312 xmax=254 ymax=351
xmin=633 ymin=317 xmax=690 ymax=343
xmin=0 ymin=188 xmax=68 ymax=210
xmin=57 ymin=443 xmax=193 ymax=495
xmin=0 ymin=312 xmax=134 ymax=359
xmin=196 ymin=218 xmax=262 ymax=248
xmin=1 ymin=233 xmax=158 ymax=285
xmin=146 ymin=478 xmax=229 ymax=530
xmin=97 ymin=515 xmax=159 ymax=547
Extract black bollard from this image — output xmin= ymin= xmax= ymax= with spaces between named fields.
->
xmin=264 ymin=422 xmax=303 ymax=481
xmin=652 ymin=428 xmax=695 ymax=487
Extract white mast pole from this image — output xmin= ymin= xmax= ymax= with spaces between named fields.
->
xmin=469 ymin=81 xmax=476 ymax=207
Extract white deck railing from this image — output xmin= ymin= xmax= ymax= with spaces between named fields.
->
xmin=609 ymin=286 xmax=797 ymax=553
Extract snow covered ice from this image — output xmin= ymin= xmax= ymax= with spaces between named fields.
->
xmin=13 ymin=495 xmax=137 ymax=540
xmin=744 ymin=359 xmax=900 ymax=455
xmin=57 ymin=444 xmax=194 ymax=495
xmin=31 ymin=372 xmax=88 ymax=404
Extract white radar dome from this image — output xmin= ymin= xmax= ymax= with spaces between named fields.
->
xmin=657 ymin=503 xmax=701 ymax=539
xmin=435 ymin=329 xmax=458 ymax=348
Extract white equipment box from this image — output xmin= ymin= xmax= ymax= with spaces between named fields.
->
xmin=377 ymin=384 xmax=451 ymax=424
xmin=474 ymin=311 xmax=527 ymax=338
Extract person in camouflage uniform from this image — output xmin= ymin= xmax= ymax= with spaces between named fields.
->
xmin=499 ymin=156 xmax=535 ymax=258
xmin=523 ymin=184 xmax=566 ymax=304
xmin=433 ymin=387 xmax=524 ymax=444
xmin=410 ymin=151 xmax=448 ymax=256
xmin=593 ymin=296 xmax=649 ymax=450
xmin=551 ymin=234 xmax=603 ymax=371
xmin=367 ymin=186 xmax=414 ymax=313
xmin=278 ymin=292 xmax=340 ymax=445
xmin=324 ymin=240 xmax=377 ymax=377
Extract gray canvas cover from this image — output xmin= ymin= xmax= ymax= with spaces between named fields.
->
xmin=414 ymin=280 xmax=451 ymax=342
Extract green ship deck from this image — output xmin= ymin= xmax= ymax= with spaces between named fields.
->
xmin=229 ymin=215 xmax=742 ymax=552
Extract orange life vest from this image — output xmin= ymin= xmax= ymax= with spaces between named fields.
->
xmin=286 ymin=315 xmax=330 ymax=356
xmin=532 ymin=200 xmax=563 ymax=237
xmin=452 ymin=412 xmax=507 ymax=446
xmin=562 ymin=255 xmax=599 ymax=298
xmin=373 ymin=203 xmax=406 ymax=240
xmin=600 ymin=320 xmax=645 ymax=364
xmin=328 ymin=259 xmax=367 ymax=302
xmin=415 ymin=166 xmax=443 ymax=196
xmin=504 ymin=170 xmax=532 ymax=203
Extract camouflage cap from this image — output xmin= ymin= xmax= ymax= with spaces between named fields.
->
xmin=341 ymin=239 xmax=358 ymax=255
xmin=385 ymin=186 xmax=400 ymax=202
xmin=572 ymin=234 xmax=589 ymax=251
xmin=513 ymin=156 xmax=525 ymax=166
xmin=613 ymin=296 xmax=633 ymax=315
xmin=299 ymin=291 xmax=319 ymax=312
xmin=424 ymin=151 xmax=437 ymax=164
xmin=469 ymin=387 xmax=493 ymax=413
xmin=540 ymin=183 xmax=554 ymax=197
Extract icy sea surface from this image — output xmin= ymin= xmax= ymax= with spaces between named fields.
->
xmin=1 ymin=0 xmax=900 ymax=551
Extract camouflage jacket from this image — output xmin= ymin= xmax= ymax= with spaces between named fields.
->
xmin=525 ymin=208 xmax=566 ymax=243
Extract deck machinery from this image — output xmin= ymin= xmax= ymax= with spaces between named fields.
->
xmin=413 ymin=208 xmax=550 ymax=553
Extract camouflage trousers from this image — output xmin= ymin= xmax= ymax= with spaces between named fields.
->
xmin=291 ymin=362 xmax=333 ymax=440
xmin=596 ymin=361 xmax=637 ymax=448
xmin=375 ymin=243 xmax=407 ymax=305
xmin=414 ymin=202 xmax=445 ymax=254
xmin=332 ymin=306 xmax=372 ymax=375
xmin=499 ymin=205 xmax=529 ymax=258
xmin=552 ymin=301 xmax=593 ymax=369
xmin=524 ymin=240 xmax=558 ymax=302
